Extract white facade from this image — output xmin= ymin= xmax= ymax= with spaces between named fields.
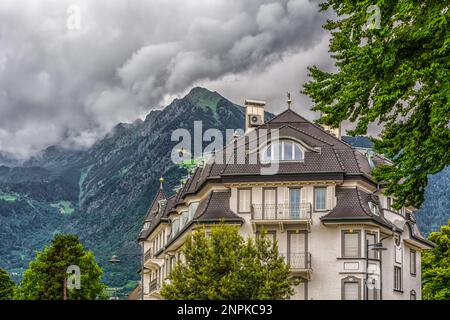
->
xmin=138 ymin=108 xmax=433 ymax=300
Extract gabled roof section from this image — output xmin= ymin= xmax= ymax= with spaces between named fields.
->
xmin=266 ymin=108 xmax=310 ymax=124
xmin=144 ymin=188 xmax=166 ymax=222
xmin=156 ymin=108 xmax=390 ymax=207
xmin=139 ymin=194 xmax=175 ymax=241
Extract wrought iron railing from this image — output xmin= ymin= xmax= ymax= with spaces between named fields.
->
xmin=149 ymin=279 xmax=160 ymax=293
xmin=251 ymin=203 xmax=312 ymax=220
xmin=281 ymin=252 xmax=312 ymax=269
xmin=144 ymin=248 xmax=153 ymax=262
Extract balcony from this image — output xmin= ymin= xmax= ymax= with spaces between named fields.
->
xmin=281 ymin=252 xmax=313 ymax=279
xmin=144 ymin=248 xmax=154 ymax=262
xmin=251 ymin=203 xmax=312 ymax=231
xmin=148 ymin=279 xmax=162 ymax=296
xmin=143 ymin=248 xmax=164 ymax=268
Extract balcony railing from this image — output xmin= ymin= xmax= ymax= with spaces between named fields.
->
xmin=144 ymin=248 xmax=153 ymax=262
xmin=251 ymin=203 xmax=312 ymax=220
xmin=148 ymin=279 xmax=160 ymax=293
xmin=281 ymin=252 xmax=312 ymax=269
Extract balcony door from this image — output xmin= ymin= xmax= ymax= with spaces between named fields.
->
xmin=287 ymin=231 xmax=307 ymax=268
xmin=263 ymin=188 xmax=277 ymax=219
xmin=289 ymin=188 xmax=301 ymax=218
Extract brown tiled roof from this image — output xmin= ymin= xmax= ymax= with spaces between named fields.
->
xmin=194 ymin=191 xmax=243 ymax=222
xmin=144 ymin=189 xmax=166 ymax=222
xmin=321 ymin=187 xmax=393 ymax=228
xmin=139 ymin=194 xmax=175 ymax=240
xmin=139 ymin=108 xmax=392 ymax=241
xmin=173 ymin=109 xmax=383 ymax=201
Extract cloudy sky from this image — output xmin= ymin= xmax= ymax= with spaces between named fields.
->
xmin=0 ymin=0 xmax=335 ymax=159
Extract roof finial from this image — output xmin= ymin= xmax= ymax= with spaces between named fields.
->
xmin=287 ymin=92 xmax=292 ymax=109
xmin=159 ymin=176 xmax=164 ymax=190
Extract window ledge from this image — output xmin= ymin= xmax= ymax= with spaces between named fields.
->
xmin=393 ymin=289 xmax=404 ymax=293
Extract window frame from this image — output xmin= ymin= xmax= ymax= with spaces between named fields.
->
xmin=365 ymin=231 xmax=378 ymax=260
xmin=410 ymin=249 xmax=417 ymax=276
xmin=289 ymin=187 xmax=302 ymax=217
xmin=313 ymin=187 xmax=327 ymax=211
xmin=262 ymin=139 xmax=304 ymax=162
xmin=394 ymin=266 xmax=403 ymax=292
xmin=341 ymin=276 xmax=361 ymax=300
xmin=262 ymin=187 xmax=277 ymax=219
xmin=237 ymin=188 xmax=252 ymax=213
xmin=341 ymin=230 xmax=361 ymax=258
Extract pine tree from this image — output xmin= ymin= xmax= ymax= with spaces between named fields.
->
xmin=15 ymin=234 xmax=107 ymax=300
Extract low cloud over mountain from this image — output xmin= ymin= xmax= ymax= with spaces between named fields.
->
xmin=0 ymin=0 xmax=332 ymax=158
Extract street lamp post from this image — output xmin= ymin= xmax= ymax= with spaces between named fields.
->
xmin=109 ymin=246 xmax=144 ymax=301
xmin=365 ymin=240 xmax=388 ymax=300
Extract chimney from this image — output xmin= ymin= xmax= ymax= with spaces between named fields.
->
xmin=245 ymin=99 xmax=265 ymax=132
xmin=321 ymin=112 xmax=341 ymax=139
xmin=322 ymin=124 xmax=341 ymax=139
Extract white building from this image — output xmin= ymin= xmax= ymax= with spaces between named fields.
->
xmin=138 ymin=99 xmax=434 ymax=300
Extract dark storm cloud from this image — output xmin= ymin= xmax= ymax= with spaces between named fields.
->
xmin=0 ymin=0 xmax=331 ymax=158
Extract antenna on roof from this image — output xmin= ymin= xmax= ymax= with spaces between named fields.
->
xmin=287 ymin=92 xmax=292 ymax=109
xmin=366 ymin=150 xmax=376 ymax=169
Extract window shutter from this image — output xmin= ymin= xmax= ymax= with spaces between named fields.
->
xmin=326 ymin=186 xmax=334 ymax=210
xmin=344 ymin=232 xmax=359 ymax=257
xmin=344 ymin=282 xmax=359 ymax=300
xmin=300 ymin=187 xmax=307 ymax=205
xmin=282 ymin=187 xmax=289 ymax=216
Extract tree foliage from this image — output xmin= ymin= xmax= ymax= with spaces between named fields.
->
xmin=303 ymin=0 xmax=450 ymax=208
xmin=422 ymin=220 xmax=450 ymax=300
xmin=0 ymin=268 xmax=16 ymax=300
xmin=15 ymin=234 xmax=107 ymax=300
xmin=161 ymin=224 xmax=294 ymax=300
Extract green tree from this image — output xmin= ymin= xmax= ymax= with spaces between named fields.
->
xmin=0 ymin=268 xmax=16 ymax=300
xmin=422 ymin=220 xmax=450 ymax=300
xmin=303 ymin=1 xmax=450 ymax=208
xmin=161 ymin=224 xmax=294 ymax=300
xmin=15 ymin=234 xmax=107 ymax=300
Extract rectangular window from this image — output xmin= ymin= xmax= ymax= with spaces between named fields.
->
xmin=289 ymin=188 xmax=301 ymax=218
xmin=410 ymin=250 xmax=417 ymax=276
xmin=287 ymin=231 xmax=307 ymax=269
xmin=256 ymin=230 xmax=276 ymax=245
xmin=314 ymin=187 xmax=327 ymax=211
xmin=394 ymin=266 xmax=402 ymax=291
xmin=366 ymin=232 xmax=378 ymax=260
xmin=284 ymin=141 xmax=293 ymax=160
xmin=387 ymin=197 xmax=392 ymax=210
xmin=342 ymin=280 xmax=360 ymax=300
xmin=263 ymin=188 xmax=277 ymax=219
xmin=238 ymin=188 xmax=251 ymax=213
xmin=342 ymin=230 xmax=361 ymax=258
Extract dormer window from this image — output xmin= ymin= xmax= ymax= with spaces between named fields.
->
xmin=158 ymin=199 xmax=167 ymax=214
xmin=142 ymin=221 xmax=151 ymax=231
xmin=262 ymin=140 xmax=304 ymax=162
xmin=368 ymin=202 xmax=380 ymax=216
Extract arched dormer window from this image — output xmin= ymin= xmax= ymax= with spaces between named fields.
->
xmin=262 ymin=140 xmax=304 ymax=162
